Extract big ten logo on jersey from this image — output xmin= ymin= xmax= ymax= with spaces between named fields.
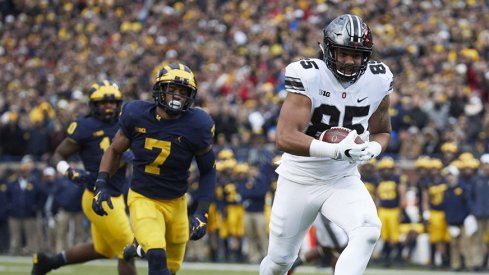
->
xmin=319 ymin=89 xmax=347 ymax=99
xmin=319 ymin=89 xmax=331 ymax=97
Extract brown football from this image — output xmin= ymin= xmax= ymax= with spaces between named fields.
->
xmin=319 ymin=127 xmax=364 ymax=144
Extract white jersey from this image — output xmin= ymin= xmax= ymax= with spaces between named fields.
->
xmin=276 ymin=58 xmax=393 ymax=184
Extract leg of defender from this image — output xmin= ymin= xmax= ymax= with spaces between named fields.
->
xmin=147 ymin=249 xmax=171 ymax=275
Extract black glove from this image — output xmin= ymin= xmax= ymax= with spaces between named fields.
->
xmin=92 ymin=172 xmax=113 ymax=216
xmin=66 ymin=167 xmax=91 ymax=186
xmin=189 ymin=212 xmax=208 ymax=240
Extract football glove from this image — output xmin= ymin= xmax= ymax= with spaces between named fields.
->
xmin=92 ymin=173 xmax=113 ymax=216
xmin=347 ymin=140 xmax=382 ymax=164
xmin=189 ymin=213 xmax=208 ymax=240
xmin=65 ymin=167 xmax=91 ymax=186
xmin=334 ymin=130 xmax=368 ymax=161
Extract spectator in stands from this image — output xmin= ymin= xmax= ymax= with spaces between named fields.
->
xmin=0 ymin=112 xmax=27 ymax=161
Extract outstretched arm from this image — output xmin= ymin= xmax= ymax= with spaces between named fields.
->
xmin=52 ymin=138 xmax=91 ymax=185
xmin=52 ymin=138 xmax=80 ymax=165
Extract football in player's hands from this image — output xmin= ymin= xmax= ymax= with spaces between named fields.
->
xmin=319 ymin=127 xmax=364 ymax=144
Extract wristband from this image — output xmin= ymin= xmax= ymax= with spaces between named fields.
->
xmin=309 ymin=139 xmax=338 ymax=159
xmin=195 ymin=200 xmax=211 ymax=215
xmin=56 ymin=160 xmax=70 ymax=174
xmin=97 ymin=172 xmax=110 ymax=183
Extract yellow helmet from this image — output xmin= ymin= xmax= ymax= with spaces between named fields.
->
xmin=152 ymin=63 xmax=197 ymax=115
xmin=441 ymin=142 xmax=458 ymax=154
xmin=223 ymin=159 xmax=237 ymax=170
xmin=378 ymin=157 xmax=395 ymax=169
xmin=458 ymin=152 xmax=475 ymax=162
xmin=216 ymin=161 xmax=225 ymax=172
xmin=450 ymin=160 xmax=463 ymax=169
xmin=233 ymin=163 xmax=250 ymax=173
xmin=429 ymin=158 xmax=443 ymax=170
xmin=415 ymin=156 xmax=431 ymax=169
xmin=464 ymin=158 xmax=480 ymax=170
xmin=88 ymin=80 xmax=123 ymax=122
xmin=218 ymin=149 xmax=234 ymax=160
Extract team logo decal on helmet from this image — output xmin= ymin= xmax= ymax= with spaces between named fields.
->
xmin=322 ymin=14 xmax=373 ymax=83
xmin=152 ymin=63 xmax=197 ymax=116
xmin=88 ymin=80 xmax=123 ymax=122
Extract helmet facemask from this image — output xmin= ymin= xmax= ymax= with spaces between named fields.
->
xmin=153 ymin=82 xmax=196 ymax=116
xmin=324 ymin=45 xmax=371 ymax=82
xmin=90 ymin=100 xmax=122 ymax=123
xmin=88 ymin=80 xmax=123 ymax=123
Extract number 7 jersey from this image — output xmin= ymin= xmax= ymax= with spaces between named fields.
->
xmin=119 ymin=100 xmax=215 ymax=200
xmin=277 ymin=58 xmax=393 ymax=184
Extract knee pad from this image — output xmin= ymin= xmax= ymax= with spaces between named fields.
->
xmin=147 ymin=249 xmax=170 ymax=275
xmin=349 ymin=225 xmax=381 ymax=245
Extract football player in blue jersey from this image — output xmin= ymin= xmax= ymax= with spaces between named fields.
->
xmin=92 ymin=63 xmax=217 ymax=275
xmin=31 ymin=80 xmax=136 ymax=275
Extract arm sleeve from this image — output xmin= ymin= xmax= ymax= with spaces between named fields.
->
xmin=193 ymin=110 xmax=215 ymax=151
xmin=194 ymin=149 xmax=217 ymax=212
xmin=118 ymin=102 xmax=134 ymax=138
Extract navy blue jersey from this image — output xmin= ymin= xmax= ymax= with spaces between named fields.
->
xmin=67 ymin=116 xmax=127 ymax=195
xmin=119 ymin=100 xmax=214 ymax=200
xmin=377 ymin=175 xmax=401 ymax=209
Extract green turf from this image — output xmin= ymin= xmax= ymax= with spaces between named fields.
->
xmin=0 ymin=256 xmax=480 ymax=274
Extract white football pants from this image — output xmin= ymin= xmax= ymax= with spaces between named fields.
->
xmin=260 ymin=175 xmax=381 ymax=275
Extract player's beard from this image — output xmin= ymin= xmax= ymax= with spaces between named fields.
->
xmin=335 ymin=63 xmax=360 ymax=78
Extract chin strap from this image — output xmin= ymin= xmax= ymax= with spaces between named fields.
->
xmin=318 ymin=42 xmax=325 ymax=54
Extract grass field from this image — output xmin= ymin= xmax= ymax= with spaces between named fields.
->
xmin=0 ymin=256 xmax=478 ymax=275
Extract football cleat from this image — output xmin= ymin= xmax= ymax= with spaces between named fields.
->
xmin=123 ymin=240 xmax=145 ymax=261
xmin=123 ymin=243 xmax=137 ymax=261
xmin=31 ymin=253 xmax=53 ymax=275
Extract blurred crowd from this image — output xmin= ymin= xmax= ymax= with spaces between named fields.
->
xmin=1 ymin=0 xmax=489 ymax=272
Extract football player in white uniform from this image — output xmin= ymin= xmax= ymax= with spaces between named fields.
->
xmin=260 ymin=14 xmax=393 ymax=275
xmin=288 ymin=215 xmax=348 ymax=274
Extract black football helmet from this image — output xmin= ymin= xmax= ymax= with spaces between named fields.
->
xmin=88 ymin=80 xmax=123 ymax=123
xmin=152 ymin=63 xmax=197 ymax=116
xmin=322 ymin=14 xmax=373 ymax=83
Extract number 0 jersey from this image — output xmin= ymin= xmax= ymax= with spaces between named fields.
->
xmin=276 ymin=58 xmax=393 ymax=184
xmin=119 ymin=100 xmax=214 ymax=200
xmin=67 ymin=116 xmax=127 ymax=195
